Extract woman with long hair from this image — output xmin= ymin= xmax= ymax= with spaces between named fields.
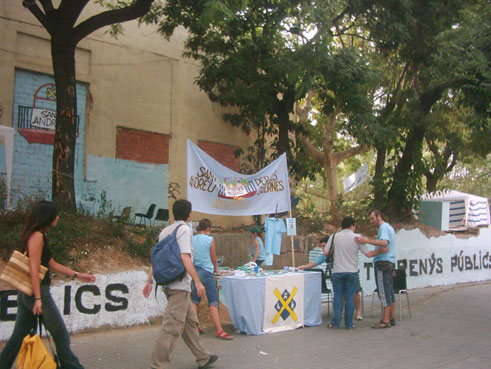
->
xmin=0 ymin=200 xmax=95 ymax=369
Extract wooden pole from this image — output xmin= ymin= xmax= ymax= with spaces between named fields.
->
xmin=289 ymin=210 xmax=295 ymax=267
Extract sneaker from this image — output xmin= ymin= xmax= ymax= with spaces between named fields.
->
xmin=355 ymin=315 xmax=363 ymax=321
xmin=390 ymin=319 xmax=396 ymax=326
xmin=198 ymin=355 xmax=218 ymax=369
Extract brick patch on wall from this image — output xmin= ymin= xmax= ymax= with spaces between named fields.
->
xmin=198 ymin=140 xmax=240 ymax=171
xmin=116 ymin=127 xmax=169 ymax=164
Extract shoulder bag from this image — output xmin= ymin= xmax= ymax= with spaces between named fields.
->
xmin=0 ymin=250 xmax=48 ymax=295
xmin=325 ymin=233 xmax=336 ymax=263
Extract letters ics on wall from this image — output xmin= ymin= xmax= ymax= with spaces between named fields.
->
xmin=116 ymin=127 xmax=169 ymax=164
xmin=198 ymin=140 xmax=240 ymax=171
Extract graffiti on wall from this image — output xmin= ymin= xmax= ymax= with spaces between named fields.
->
xmin=168 ymin=182 xmax=180 ymax=199
xmin=4 ymin=70 xmax=169 ymax=214
xmin=356 ymin=227 xmax=491 ymax=292
xmin=0 ymin=271 xmax=166 ymax=341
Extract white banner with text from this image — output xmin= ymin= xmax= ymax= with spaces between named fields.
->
xmin=187 ymin=140 xmax=291 ymax=216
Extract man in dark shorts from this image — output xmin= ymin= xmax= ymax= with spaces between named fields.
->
xmin=355 ymin=209 xmax=396 ymax=328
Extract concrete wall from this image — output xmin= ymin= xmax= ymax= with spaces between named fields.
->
xmin=0 ymin=1 xmax=253 ymax=227
xmin=1 ymin=227 xmax=490 ymax=339
xmin=356 ymin=227 xmax=491 ymax=294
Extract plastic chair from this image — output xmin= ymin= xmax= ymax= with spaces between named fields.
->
xmin=134 ymin=204 xmax=156 ymax=226
xmin=371 ymin=268 xmax=411 ymax=320
xmin=309 ymin=268 xmax=333 ymax=316
xmin=153 ymin=208 xmax=169 ymax=226
xmin=112 ymin=206 xmax=131 ymax=223
xmin=393 ymin=268 xmax=412 ymax=320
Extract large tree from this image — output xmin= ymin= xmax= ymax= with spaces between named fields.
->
xmin=144 ymin=0 xmax=371 ymax=173
xmin=294 ymin=46 xmax=375 ymax=221
xmin=23 ymin=0 xmax=154 ymax=211
xmin=365 ymin=0 xmax=490 ymax=218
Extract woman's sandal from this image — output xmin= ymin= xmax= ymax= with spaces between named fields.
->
xmin=327 ymin=324 xmax=339 ymax=329
xmin=197 ymin=326 xmax=204 ymax=334
xmin=216 ymin=330 xmax=233 ymax=340
xmin=372 ymin=321 xmax=391 ymax=329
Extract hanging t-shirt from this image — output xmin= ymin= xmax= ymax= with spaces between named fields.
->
xmin=265 ymin=218 xmax=287 ymax=256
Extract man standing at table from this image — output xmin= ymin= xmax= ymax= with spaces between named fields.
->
xmin=355 ymin=209 xmax=396 ymax=329
xmin=325 ymin=216 xmax=383 ymax=329
xmin=143 ymin=199 xmax=218 ymax=369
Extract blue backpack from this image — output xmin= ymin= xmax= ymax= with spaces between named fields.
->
xmin=151 ymin=224 xmax=186 ymax=285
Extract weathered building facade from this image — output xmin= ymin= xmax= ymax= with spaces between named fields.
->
xmin=0 ymin=2 xmax=253 ymax=226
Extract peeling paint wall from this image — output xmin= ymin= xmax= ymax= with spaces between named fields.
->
xmin=357 ymin=227 xmax=491 ymax=293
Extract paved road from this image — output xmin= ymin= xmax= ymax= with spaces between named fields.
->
xmin=3 ymin=282 xmax=491 ymax=369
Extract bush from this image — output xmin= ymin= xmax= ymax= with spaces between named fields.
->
xmin=126 ymin=227 xmax=159 ymax=259
xmin=0 ymin=198 xmax=157 ymax=268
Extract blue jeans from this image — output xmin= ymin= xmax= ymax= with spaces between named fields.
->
xmin=331 ymin=272 xmax=358 ymax=328
xmin=191 ymin=266 xmax=219 ymax=307
xmin=0 ymin=285 xmax=85 ymax=369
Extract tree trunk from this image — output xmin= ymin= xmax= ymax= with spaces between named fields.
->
xmin=373 ymin=143 xmax=387 ymax=208
xmin=274 ymin=90 xmax=295 ymax=155
xmin=324 ymin=153 xmax=341 ymax=222
xmin=51 ymin=42 xmax=77 ymax=211
xmin=425 ymin=173 xmax=437 ymax=193
xmin=386 ymin=123 xmax=425 ymax=218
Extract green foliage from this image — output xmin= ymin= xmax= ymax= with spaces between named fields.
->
xmin=137 ymin=0 xmax=489 ymax=220
xmin=362 ymin=0 xmax=490 ymax=218
xmin=0 ymin=196 xmax=160 ymax=267
xmin=126 ymin=227 xmax=159 ymax=259
xmin=438 ymin=155 xmax=491 ymax=199
xmin=96 ymin=190 xmax=114 ymax=219
xmin=337 ymin=184 xmax=374 ymax=223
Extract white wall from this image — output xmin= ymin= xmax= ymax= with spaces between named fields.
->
xmin=359 ymin=227 xmax=491 ymax=293
xmin=0 ymin=271 xmax=167 ymax=341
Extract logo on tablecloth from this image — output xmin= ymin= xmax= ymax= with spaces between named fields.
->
xmin=272 ymin=287 xmax=298 ymax=323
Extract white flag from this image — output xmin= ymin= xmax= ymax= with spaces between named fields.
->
xmin=342 ymin=164 xmax=368 ymax=193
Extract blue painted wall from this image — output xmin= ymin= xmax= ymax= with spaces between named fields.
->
xmin=10 ymin=69 xmax=86 ymax=202
xmin=2 ymin=69 xmax=168 ymax=217
xmin=80 ymin=155 xmax=168 ymax=216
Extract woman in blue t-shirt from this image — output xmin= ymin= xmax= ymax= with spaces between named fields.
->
xmin=191 ymin=219 xmax=233 ymax=340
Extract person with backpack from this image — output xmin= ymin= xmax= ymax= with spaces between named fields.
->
xmin=191 ymin=219 xmax=233 ymax=340
xmin=142 ymin=199 xmax=218 ymax=369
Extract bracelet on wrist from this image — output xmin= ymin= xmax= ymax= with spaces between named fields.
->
xmin=147 ymin=279 xmax=153 ymax=284
xmin=35 ymin=297 xmax=41 ymax=300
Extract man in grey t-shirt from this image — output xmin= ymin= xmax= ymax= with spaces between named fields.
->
xmin=326 ymin=216 xmax=383 ymax=329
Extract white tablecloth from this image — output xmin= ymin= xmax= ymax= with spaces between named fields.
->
xmin=220 ymin=271 xmax=322 ymax=335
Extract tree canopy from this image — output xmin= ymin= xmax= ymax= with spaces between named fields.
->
xmin=140 ymin=0 xmax=489 ymax=220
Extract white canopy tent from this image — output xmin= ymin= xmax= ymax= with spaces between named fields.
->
xmin=420 ymin=190 xmax=490 ymax=229
xmin=0 ymin=126 xmax=14 ymax=209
